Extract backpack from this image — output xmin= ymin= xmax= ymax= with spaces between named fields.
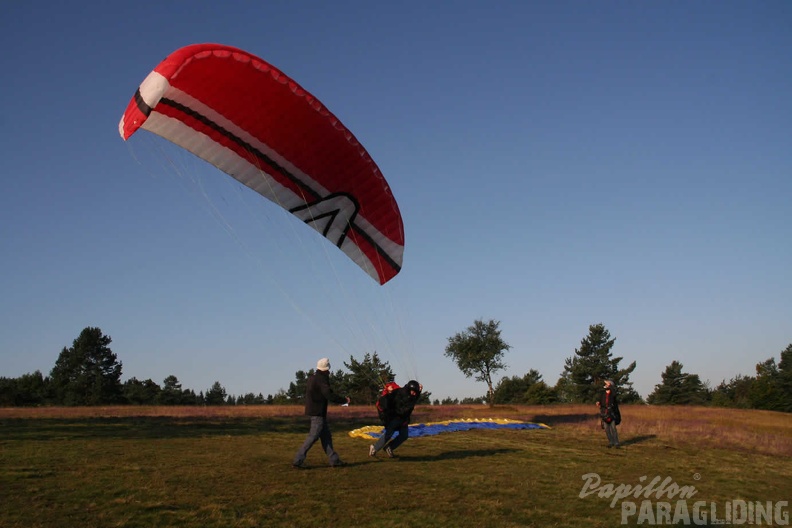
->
xmin=376 ymin=391 xmax=395 ymax=424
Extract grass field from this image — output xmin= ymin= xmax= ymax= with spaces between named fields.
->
xmin=1 ymin=404 xmax=790 ymax=527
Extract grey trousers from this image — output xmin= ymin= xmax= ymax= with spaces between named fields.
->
xmin=604 ymin=421 xmax=620 ymax=446
xmin=293 ymin=415 xmax=341 ymax=466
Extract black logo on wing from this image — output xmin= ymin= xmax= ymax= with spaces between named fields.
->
xmin=289 ymin=193 xmax=360 ymax=248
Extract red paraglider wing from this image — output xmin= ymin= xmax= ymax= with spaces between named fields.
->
xmin=119 ymin=43 xmax=403 ymax=284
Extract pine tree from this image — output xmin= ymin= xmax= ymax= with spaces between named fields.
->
xmin=493 ymin=370 xmax=546 ymax=404
xmin=159 ymin=375 xmax=187 ymax=405
xmin=343 ymin=352 xmax=396 ymax=405
xmin=562 ymin=323 xmax=638 ymax=403
xmin=647 ymin=361 xmax=708 ymax=405
xmin=50 ymin=327 xmax=123 ymax=405
xmin=778 ymin=344 xmax=792 ymax=412
xmin=749 ymin=357 xmax=788 ymax=411
xmin=287 ymin=370 xmax=311 ymax=404
xmin=205 ymin=381 xmax=227 ymax=405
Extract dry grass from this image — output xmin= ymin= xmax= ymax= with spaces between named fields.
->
xmin=413 ymin=403 xmax=792 ymax=457
xmin=1 ymin=404 xmax=790 ymax=527
xmin=3 ymin=403 xmax=790 ymax=457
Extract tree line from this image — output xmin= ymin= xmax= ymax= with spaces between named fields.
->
xmin=1 ymin=324 xmax=790 ymax=412
xmin=0 ymin=328 xmax=429 ymax=407
xmin=442 ymin=320 xmax=791 ymax=412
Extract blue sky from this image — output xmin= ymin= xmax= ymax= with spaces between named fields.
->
xmin=1 ymin=1 xmax=790 ymax=401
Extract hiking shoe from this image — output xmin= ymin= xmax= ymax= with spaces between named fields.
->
xmin=369 ymin=445 xmax=376 ymax=457
xmin=385 ymin=446 xmax=395 ymax=458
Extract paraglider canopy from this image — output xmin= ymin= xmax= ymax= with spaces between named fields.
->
xmin=119 ymin=43 xmax=404 ymax=284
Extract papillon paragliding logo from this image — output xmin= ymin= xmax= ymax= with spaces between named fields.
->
xmin=579 ymin=473 xmax=790 ymax=526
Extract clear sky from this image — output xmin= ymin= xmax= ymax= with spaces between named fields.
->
xmin=1 ymin=1 xmax=790 ymax=401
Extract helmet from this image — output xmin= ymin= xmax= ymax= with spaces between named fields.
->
xmin=406 ymin=380 xmax=421 ymax=394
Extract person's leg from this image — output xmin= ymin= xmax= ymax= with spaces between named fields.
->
xmin=318 ymin=418 xmax=342 ymax=465
xmin=610 ymin=423 xmax=620 ymax=446
xmin=293 ymin=416 xmax=323 ymax=466
xmin=604 ymin=422 xmax=618 ymax=446
xmin=372 ymin=418 xmax=399 ymax=453
xmin=387 ymin=423 xmax=409 ymax=452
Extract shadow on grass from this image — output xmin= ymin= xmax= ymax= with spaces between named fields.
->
xmin=297 ymin=449 xmax=520 ymax=468
xmin=0 ymin=416 xmax=372 ymax=441
xmin=530 ymin=413 xmax=595 ymax=426
xmin=398 ymin=448 xmax=520 ymax=462
xmin=620 ymin=434 xmax=656 ymax=446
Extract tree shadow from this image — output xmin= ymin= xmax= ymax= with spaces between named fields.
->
xmin=0 ymin=416 xmax=317 ymax=441
xmin=529 ymin=413 xmax=595 ymax=426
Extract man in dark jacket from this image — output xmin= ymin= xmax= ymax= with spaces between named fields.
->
xmin=369 ymin=380 xmax=422 ymax=458
xmin=292 ymin=358 xmax=350 ymax=468
xmin=596 ymin=379 xmax=621 ymax=448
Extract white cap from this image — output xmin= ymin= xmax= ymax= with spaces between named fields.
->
xmin=316 ymin=358 xmax=330 ymax=371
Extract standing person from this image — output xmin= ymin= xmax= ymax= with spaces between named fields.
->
xmin=369 ymin=380 xmax=422 ymax=458
xmin=596 ymin=379 xmax=621 ymax=448
xmin=292 ymin=358 xmax=350 ymax=468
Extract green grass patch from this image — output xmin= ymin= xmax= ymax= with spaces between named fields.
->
xmin=1 ymin=405 xmax=790 ymax=527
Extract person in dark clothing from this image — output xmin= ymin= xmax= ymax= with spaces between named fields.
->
xmin=369 ymin=380 xmax=422 ymax=458
xmin=375 ymin=375 xmax=400 ymax=424
xmin=596 ymin=379 xmax=621 ymax=448
xmin=292 ymin=358 xmax=350 ymax=468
